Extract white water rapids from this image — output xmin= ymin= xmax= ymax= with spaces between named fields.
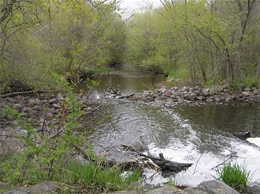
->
xmin=84 ymin=82 xmax=260 ymax=188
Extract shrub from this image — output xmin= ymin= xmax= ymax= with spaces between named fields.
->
xmin=215 ymin=163 xmax=253 ymax=189
xmin=243 ymin=77 xmax=257 ymax=90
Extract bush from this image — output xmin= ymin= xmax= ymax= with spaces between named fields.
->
xmin=243 ymin=77 xmax=257 ymax=90
xmin=215 ymin=163 xmax=253 ymax=189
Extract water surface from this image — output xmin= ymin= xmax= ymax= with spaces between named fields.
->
xmin=81 ymin=72 xmax=260 ymax=187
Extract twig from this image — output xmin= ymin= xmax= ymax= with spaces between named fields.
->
xmin=0 ymin=89 xmax=60 ymax=98
xmin=211 ymin=154 xmax=238 ymax=170
xmin=193 ymin=153 xmax=203 ymax=174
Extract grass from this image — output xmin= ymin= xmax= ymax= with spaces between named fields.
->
xmin=54 ymin=160 xmax=141 ymax=192
xmin=215 ymin=163 xmax=253 ymax=190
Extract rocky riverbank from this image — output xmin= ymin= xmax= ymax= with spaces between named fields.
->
xmin=2 ymin=179 xmax=260 ymax=194
xmin=0 ymin=92 xmax=102 ymax=155
xmin=0 ymin=93 xmax=100 ymax=125
xmin=1 ymin=86 xmax=260 ymax=194
xmin=106 ymin=85 xmax=260 ymax=106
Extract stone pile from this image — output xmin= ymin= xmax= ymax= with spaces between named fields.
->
xmin=107 ymin=85 xmax=260 ymax=106
xmin=0 ymin=93 xmax=101 ymax=128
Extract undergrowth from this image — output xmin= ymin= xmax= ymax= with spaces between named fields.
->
xmin=0 ymin=73 xmax=141 ymax=193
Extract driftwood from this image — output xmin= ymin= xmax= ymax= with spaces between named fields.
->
xmin=121 ymin=143 xmax=192 ymax=175
xmin=72 ymin=142 xmax=192 ymax=176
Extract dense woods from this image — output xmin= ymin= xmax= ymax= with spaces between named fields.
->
xmin=1 ymin=0 xmax=260 ymax=93
xmin=125 ymin=0 xmax=260 ymax=89
xmin=0 ymin=0 xmax=126 ymax=92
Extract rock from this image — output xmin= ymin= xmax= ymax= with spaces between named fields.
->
xmin=52 ymin=103 xmax=61 ymax=109
xmin=12 ymin=120 xmax=19 ymax=126
xmin=196 ymin=96 xmax=204 ymax=101
xmin=166 ymin=97 xmax=174 ymax=104
xmin=129 ymin=181 xmax=143 ymax=190
xmin=6 ymin=97 xmax=15 ymax=103
xmin=209 ymin=87 xmax=217 ymax=95
xmin=4 ymin=188 xmax=31 ymax=194
xmin=246 ymin=182 xmax=260 ymax=194
xmin=165 ymin=90 xmax=172 ymax=97
xmin=147 ymin=186 xmax=186 ymax=194
xmin=232 ymin=131 xmax=250 ymax=140
xmin=109 ymin=191 xmax=137 ymax=194
xmin=253 ymin=89 xmax=259 ymax=95
xmin=27 ymin=99 xmax=35 ymax=107
xmin=183 ymin=187 xmax=209 ymax=194
xmin=28 ymin=181 xmax=59 ymax=194
xmin=0 ymin=182 xmax=9 ymax=188
xmin=225 ymin=96 xmax=233 ymax=101
xmin=202 ymin=89 xmax=209 ymax=96
xmin=242 ymin=92 xmax=250 ymax=97
xmin=26 ymin=107 xmax=34 ymax=114
xmin=49 ymin=98 xmax=57 ymax=104
xmin=244 ymin=87 xmax=251 ymax=92
xmin=56 ymin=93 xmax=64 ymax=101
xmin=13 ymin=104 xmax=22 ymax=110
xmin=189 ymin=93 xmax=197 ymax=99
xmin=21 ymin=107 xmax=28 ymax=113
xmin=198 ymin=180 xmax=240 ymax=194
xmin=32 ymin=105 xmax=41 ymax=111
xmin=181 ymin=86 xmax=189 ymax=92
xmin=178 ymin=98 xmax=184 ymax=104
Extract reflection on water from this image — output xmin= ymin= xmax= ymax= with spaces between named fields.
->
xmin=78 ymin=73 xmax=165 ymax=95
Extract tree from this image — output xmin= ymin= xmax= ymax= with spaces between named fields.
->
xmin=0 ymin=0 xmax=126 ymax=92
xmin=125 ymin=0 xmax=260 ymax=88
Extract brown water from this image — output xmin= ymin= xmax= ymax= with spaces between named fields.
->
xmin=80 ymin=72 xmax=260 ymax=187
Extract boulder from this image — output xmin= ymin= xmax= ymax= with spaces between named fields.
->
xmin=197 ymin=180 xmax=240 ymax=194
xmin=4 ymin=188 xmax=31 ymax=194
xmin=28 ymin=181 xmax=59 ymax=194
xmin=183 ymin=187 xmax=208 ymax=194
xmin=246 ymin=182 xmax=260 ymax=194
xmin=146 ymin=186 xmax=186 ymax=194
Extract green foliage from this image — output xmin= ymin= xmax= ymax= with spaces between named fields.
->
xmin=60 ymin=160 xmax=141 ymax=192
xmin=0 ymin=73 xmax=85 ymax=185
xmin=0 ymin=73 xmax=141 ymax=192
xmin=125 ymin=0 xmax=260 ymax=88
xmin=215 ymin=163 xmax=253 ymax=189
xmin=0 ymin=0 xmax=125 ymax=92
xmin=243 ymin=77 xmax=257 ymax=90
xmin=95 ymin=67 xmax=111 ymax=75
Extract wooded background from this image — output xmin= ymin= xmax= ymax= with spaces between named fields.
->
xmin=1 ymin=0 xmax=260 ymax=92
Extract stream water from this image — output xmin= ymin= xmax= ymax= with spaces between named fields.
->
xmin=80 ymin=72 xmax=260 ymax=187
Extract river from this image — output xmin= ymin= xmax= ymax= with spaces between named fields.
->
xmin=79 ymin=71 xmax=260 ymax=187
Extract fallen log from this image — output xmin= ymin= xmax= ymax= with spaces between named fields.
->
xmin=73 ymin=142 xmax=192 ymax=176
xmin=121 ymin=143 xmax=192 ymax=175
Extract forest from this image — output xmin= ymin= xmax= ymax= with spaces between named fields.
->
xmin=1 ymin=0 xmax=260 ymax=93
